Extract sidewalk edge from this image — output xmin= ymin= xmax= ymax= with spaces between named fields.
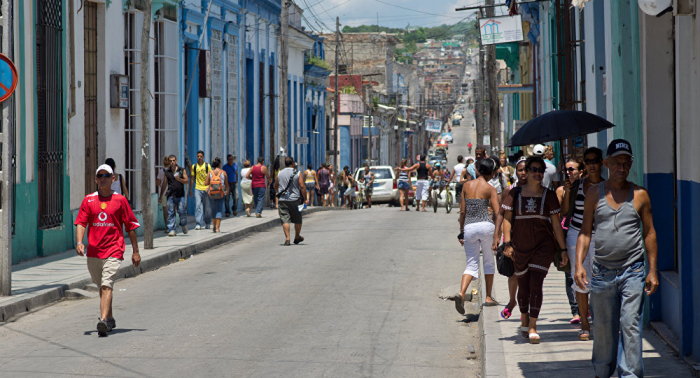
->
xmin=479 ymin=256 xmax=508 ymax=377
xmin=0 ymin=207 xmax=338 ymax=322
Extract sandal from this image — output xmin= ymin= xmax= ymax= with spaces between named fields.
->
xmin=578 ymin=329 xmax=590 ymax=341
xmin=500 ymin=307 xmax=512 ymax=320
xmin=520 ymin=326 xmax=529 ymax=339
xmin=570 ymin=316 xmax=581 ymax=325
xmin=529 ymin=332 xmax=541 ymax=344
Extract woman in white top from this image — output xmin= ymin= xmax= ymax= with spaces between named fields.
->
xmin=240 ymin=160 xmax=254 ymax=217
xmin=105 ymin=158 xmax=129 ymax=200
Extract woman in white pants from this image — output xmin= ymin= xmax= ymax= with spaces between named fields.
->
xmin=455 ymin=158 xmax=501 ymax=314
xmin=563 ymin=147 xmax=605 ymax=341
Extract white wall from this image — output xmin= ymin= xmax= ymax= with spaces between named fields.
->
xmin=676 ymin=15 xmax=700 ymax=184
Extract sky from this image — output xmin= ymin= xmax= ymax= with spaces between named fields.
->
xmin=296 ymin=0 xmax=501 ymax=32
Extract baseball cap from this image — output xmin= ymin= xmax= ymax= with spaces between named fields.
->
xmin=607 ymin=139 xmax=634 ymax=158
xmin=533 ymin=144 xmax=545 ymax=156
xmin=96 ymin=164 xmax=114 ymax=175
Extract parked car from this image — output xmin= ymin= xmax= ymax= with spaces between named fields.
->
xmin=353 ymin=166 xmax=399 ymax=204
xmin=453 ymin=119 xmax=461 ymax=126
xmin=442 ymin=132 xmax=453 ymax=143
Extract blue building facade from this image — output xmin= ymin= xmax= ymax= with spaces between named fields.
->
xmin=301 ymin=36 xmax=330 ymax=169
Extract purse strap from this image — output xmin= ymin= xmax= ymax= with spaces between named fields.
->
xmin=564 ymin=179 xmax=580 ymax=228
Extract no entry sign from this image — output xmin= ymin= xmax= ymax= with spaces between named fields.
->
xmin=0 ymin=54 xmax=18 ymax=102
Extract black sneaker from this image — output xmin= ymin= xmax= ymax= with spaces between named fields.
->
xmin=97 ymin=318 xmax=112 ymax=336
xmin=107 ymin=317 xmax=116 ymax=330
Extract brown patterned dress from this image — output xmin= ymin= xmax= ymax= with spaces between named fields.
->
xmin=501 ymin=187 xmax=561 ymax=275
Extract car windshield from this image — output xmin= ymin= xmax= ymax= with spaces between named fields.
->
xmin=356 ymin=168 xmax=393 ymax=180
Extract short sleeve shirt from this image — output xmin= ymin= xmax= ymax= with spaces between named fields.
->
xmin=191 ymin=163 xmax=211 ymax=191
xmin=74 ymin=192 xmax=140 ymax=260
xmin=222 ymin=163 xmax=238 ymax=183
xmin=501 ymin=187 xmax=560 ymax=253
xmin=157 ymin=168 xmax=165 ymax=182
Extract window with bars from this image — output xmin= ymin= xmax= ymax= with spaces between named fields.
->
xmin=154 ymin=18 xmax=179 ymax=174
xmin=210 ymin=29 xmax=223 ymax=160
xmin=36 ymin=0 xmax=65 ymax=229
xmin=226 ymin=35 xmax=238 ymax=157
xmin=124 ymin=11 xmax=143 ymax=210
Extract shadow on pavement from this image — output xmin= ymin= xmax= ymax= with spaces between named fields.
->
xmin=83 ymin=328 xmax=147 ymax=336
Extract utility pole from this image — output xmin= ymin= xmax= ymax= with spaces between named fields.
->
xmin=279 ymin=1 xmax=289 ymax=155
xmin=0 ymin=0 xmax=14 ymax=295
xmin=485 ymin=0 xmax=500 ymax=155
xmin=333 ymin=17 xmax=340 ymax=172
xmin=140 ymin=0 xmax=153 ymax=249
xmin=474 ymin=10 xmax=485 ymax=148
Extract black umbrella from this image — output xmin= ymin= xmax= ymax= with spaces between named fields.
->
xmin=505 ymin=110 xmax=615 ymax=147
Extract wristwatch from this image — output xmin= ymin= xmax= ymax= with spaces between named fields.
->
xmin=503 ymin=241 xmax=512 ymax=247
xmin=76 ymin=242 xmax=83 ymax=245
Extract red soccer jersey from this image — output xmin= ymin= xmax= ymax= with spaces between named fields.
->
xmin=74 ymin=192 xmax=141 ymax=260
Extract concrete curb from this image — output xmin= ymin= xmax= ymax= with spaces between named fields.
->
xmin=479 ymin=255 xmax=508 ymax=378
xmin=0 ymin=207 xmax=339 ymax=322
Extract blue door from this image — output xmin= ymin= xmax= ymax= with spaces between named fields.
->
xmin=245 ymin=58 xmax=255 ymax=161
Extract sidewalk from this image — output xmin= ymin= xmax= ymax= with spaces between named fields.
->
xmin=480 ymin=266 xmax=696 ymax=378
xmin=0 ymin=206 xmax=337 ymax=322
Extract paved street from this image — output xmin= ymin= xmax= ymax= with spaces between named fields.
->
xmin=0 ymin=208 xmax=480 ymax=377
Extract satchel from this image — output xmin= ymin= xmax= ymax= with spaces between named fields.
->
xmin=553 ymin=248 xmax=571 ymax=272
xmin=496 ymin=244 xmax=515 ymax=277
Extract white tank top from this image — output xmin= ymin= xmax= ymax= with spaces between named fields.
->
xmin=454 ymin=163 xmax=466 ymax=180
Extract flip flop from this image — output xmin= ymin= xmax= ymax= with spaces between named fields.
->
xmin=484 ymin=301 xmax=499 ymax=307
xmin=570 ymin=317 xmax=581 ymax=325
xmin=455 ymin=294 xmax=465 ymax=315
xmin=500 ymin=307 xmax=512 ymax=319
xmin=529 ymin=332 xmax=541 ymax=344
xmin=578 ymin=329 xmax=590 ymax=341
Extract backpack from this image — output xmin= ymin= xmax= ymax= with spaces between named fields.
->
xmin=209 ymin=170 xmax=224 ymax=199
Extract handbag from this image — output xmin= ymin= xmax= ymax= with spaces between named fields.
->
xmin=553 ymin=247 xmax=570 ymax=272
xmin=496 ymin=243 xmax=515 ymax=277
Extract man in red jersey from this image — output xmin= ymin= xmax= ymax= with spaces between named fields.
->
xmin=75 ymin=164 xmax=141 ymax=336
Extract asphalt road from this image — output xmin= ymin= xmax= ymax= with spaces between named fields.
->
xmin=0 ymin=207 xmax=481 ymax=377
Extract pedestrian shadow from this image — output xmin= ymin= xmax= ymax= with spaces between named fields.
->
xmin=459 ymin=313 xmax=480 ymax=323
xmin=83 ymin=328 xmax=147 ymax=336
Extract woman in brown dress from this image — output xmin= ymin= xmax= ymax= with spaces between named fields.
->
xmin=501 ymin=156 xmax=568 ymax=344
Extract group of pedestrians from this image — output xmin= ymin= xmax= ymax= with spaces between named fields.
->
xmin=452 ymin=139 xmax=658 ymax=378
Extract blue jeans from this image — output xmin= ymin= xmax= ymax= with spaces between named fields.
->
xmin=590 ymin=260 xmax=646 ymax=378
xmin=252 ymin=187 xmax=266 ymax=215
xmin=193 ymin=189 xmax=211 ymax=227
xmin=167 ymin=197 xmax=188 ymax=232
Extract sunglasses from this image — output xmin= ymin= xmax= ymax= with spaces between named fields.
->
xmin=584 ymin=158 xmax=602 ymax=165
xmin=565 ymin=167 xmax=578 ymax=172
xmin=169 ymin=159 xmax=177 ymax=162
xmin=529 ymin=166 xmax=546 ymax=174
xmin=96 ymin=173 xmax=113 ymax=179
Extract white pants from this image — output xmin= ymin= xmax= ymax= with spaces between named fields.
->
xmin=463 ymin=221 xmax=496 ymax=277
xmin=416 ymin=180 xmax=430 ymax=201
xmin=566 ymin=228 xmax=595 ymax=294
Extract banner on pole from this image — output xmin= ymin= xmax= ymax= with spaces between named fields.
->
xmin=425 ymin=119 xmax=442 ymax=133
xmin=479 ymin=15 xmax=523 ymax=45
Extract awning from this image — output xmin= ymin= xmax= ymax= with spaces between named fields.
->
xmin=495 ymin=42 xmax=520 ymax=72
xmin=498 ymin=84 xmax=534 ymax=94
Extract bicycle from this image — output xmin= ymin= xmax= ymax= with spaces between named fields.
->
xmin=430 ymin=181 xmax=440 ymax=213
xmin=356 ymin=181 xmax=365 ymax=209
xmin=445 ymin=184 xmax=453 ymax=214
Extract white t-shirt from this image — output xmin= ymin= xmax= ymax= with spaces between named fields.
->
xmin=542 ymin=160 xmax=558 ymax=189
xmin=240 ymin=168 xmax=251 ymax=184
xmin=453 ymin=163 xmax=466 ymax=181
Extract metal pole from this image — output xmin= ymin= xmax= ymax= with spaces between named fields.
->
xmin=333 ymin=17 xmax=340 ymax=172
xmin=485 ymin=0 xmax=501 ymax=155
xmin=279 ymin=1 xmax=289 ymax=155
xmin=0 ymin=0 xmax=14 ymax=295
xmin=140 ymin=0 xmax=153 ymax=249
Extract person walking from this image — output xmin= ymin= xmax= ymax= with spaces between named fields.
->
xmin=189 ymin=150 xmax=212 ymax=230
xmin=74 ymin=164 xmax=141 ymax=336
xmin=156 ymin=156 xmax=170 ymax=232
xmin=303 ymin=164 xmax=317 ymax=207
xmin=395 ymin=158 xmax=411 ymax=211
xmin=499 ymin=154 xmax=515 ymax=185
xmin=563 ymin=150 xmax=604 ymax=341
xmin=275 ymin=157 xmax=307 ymax=245
xmin=466 ymin=146 xmax=487 ymax=180
xmin=401 ymin=155 xmax=432 ymax=212
xmin=159 ymin=155 xmax=190 ymax=236
xmin=246 ymin=156 xmax=271 ymax=218
xmin=336 ymin=166 xmax=349 ymax=207
xmin=362 ymin=165 xmax=375 ymax=208
xmin=455 ymin=158 xmax=501 ymax=314
xmin=451 ymin=155 xmax=467 ymax=201
xmin=532 ymin=144 xmax=560 ymax=189
xmin=105 ymin=158 xmax=129 ymax=201
xmin=501 ymin=156 xmax=568 ymax=344
xmin=317 ymin=163 xmax=331 ymax=206
xmin=558 ymin=157 xmax=585 ymax=327
xmin=222 ymin=154 xmax=239 ymax=217
xmin=492 ymin=157 xmax=527 ymax=320
xmin=240 ymin=160 xmax=254 ymax=217
xmin=206 ymin=158 xmax=229 ymax=233
xmin=574 ymin=140 xmax=658 ymax=377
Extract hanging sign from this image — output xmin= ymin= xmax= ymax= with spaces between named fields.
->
xmin=0 ymin=54 xmax=18 ymax=102
xmin=425 ymin=118 xmax=442 ymax=133
xmin=479 ymin=15 xmax=524 ymax=45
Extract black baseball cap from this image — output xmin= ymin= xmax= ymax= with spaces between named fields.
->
xmin=607 ymin=139 xmax=634 ymax=158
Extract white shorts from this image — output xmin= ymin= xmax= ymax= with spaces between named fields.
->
xmin=566 ymin=228 xmax=595 ymax=294
xmin=87 ymin=257 xmax=121 ymax=289
xmin=344 ymin=187 xmax=356 ymax=197
xmin=416 ymin=180 xmax=430 ymax=201
xmin=463 ymin=222 xmax=496 ymax=277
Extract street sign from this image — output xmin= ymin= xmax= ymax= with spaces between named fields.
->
xmin=0 ymin=54 xmax=18 ymax=102
xmin=425 ymin=118 xmax=442 ymax=133
xmin=295 ymin=136 xmax=309 ymax=145
xmin=479 ymin=15 xmax=524 ymax=45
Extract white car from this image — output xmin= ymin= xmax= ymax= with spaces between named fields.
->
xmin=353 ymin=166 xmax=399 ymax=204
